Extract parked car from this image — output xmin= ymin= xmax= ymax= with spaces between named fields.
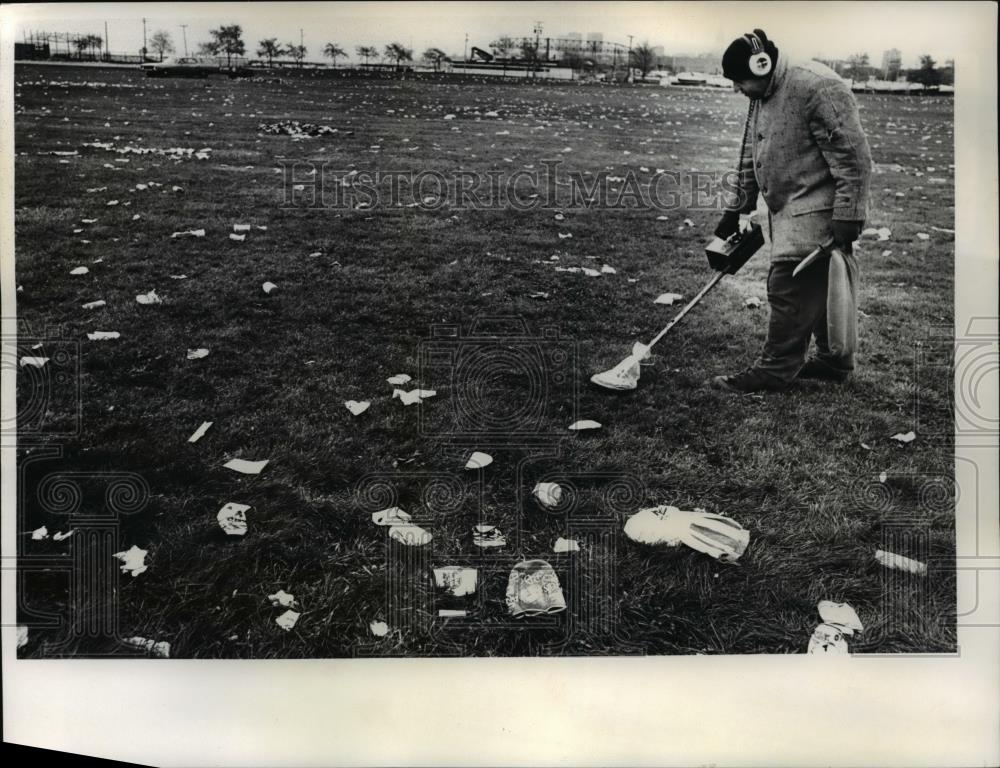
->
xmin=142 ymin=57 xmax=215 ymax=78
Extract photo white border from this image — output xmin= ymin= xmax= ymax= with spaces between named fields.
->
xmin=2 ymin=3 xmax=997 ymax=766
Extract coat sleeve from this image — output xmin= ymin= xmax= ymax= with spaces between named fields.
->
xmin=807 ymin=81 xmax=873 ymax=221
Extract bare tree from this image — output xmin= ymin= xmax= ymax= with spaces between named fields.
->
xmin=422 ymin=47 xmax=449 ymax=72
xmin=630 ymin=42 xmax=656 ymax=79
xmin=383 ymin=42 xmax=413 ymax=69
xmin=323 ymin=42 xmax=347 ymax=68
xmin=845 ymin=52 xmax=871 ymax=83
xmin=908 ymin=54 xmax=942 ymax=90
xmin=149 ymin=30 xmax=174 ymax=62
xmin=257 ymin=38 xmax=284 ymax=68
xmin=75 ymin=34 xmax=103 ymax=60
xmin=209 ymin=24 xmax=245 ymax=67
xmin=356 ymin=45 xmax=378 ymax=67
xmin=490 ymin=35 xmax=514 ymax=58
xmin=286 ymin=43 xmax=307 ymax=68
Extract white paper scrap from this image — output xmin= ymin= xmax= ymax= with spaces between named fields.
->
xmin=345 ymin=400 xmax=370 ymax=416
xmin=113 ymin=545 xmax=149 ymax=576
xmin=223 ymin=458 xmax=269 ymax=475
xmin=188 ymin=421 xmax=213 ymax=443
xmin=464 ymin=451 xmax=493 ymax=469
xmin=217 ymin=503 xmax=250 ymax=536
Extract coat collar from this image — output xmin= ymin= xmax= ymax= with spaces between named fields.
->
xmin=762 ymin=54 xmax=788 ymax=101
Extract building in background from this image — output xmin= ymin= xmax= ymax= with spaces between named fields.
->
xmin=882 ymin=48 xmax=902 ymax=81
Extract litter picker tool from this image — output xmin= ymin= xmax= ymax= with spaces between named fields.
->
xmin=590 ymin=223 xmax=765 ymax=391
xmin=792 ymin=237 xmax=836 ymax=277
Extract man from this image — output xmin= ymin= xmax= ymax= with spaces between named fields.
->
xmin=709 ymin=29 xmax=873 ymax=393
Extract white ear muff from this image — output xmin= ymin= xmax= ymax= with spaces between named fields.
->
xmin=749 ymin=51 xmax=772 ymax=76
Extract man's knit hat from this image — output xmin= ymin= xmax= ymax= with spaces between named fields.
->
xmin=722 ymin=29 xmax=779 ymax=80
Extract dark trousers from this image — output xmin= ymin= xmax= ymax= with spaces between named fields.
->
xmin=754 ymin=249 xmax=858 ymax=383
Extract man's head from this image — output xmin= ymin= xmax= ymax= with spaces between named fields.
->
xmin=722 ymin=29 xmax=779 ymax=99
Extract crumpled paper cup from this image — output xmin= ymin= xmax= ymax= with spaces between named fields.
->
xmin=807 ymin=623 xmax=849 ymax=655
xmin=505 ymin=560 xmax=566 ymax=617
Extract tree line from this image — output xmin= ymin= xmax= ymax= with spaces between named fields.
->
xmin=141 ymin=24 xmax=449 ymax=70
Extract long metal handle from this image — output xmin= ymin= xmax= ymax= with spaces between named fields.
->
xmin=645 ymin=270 xmax=727 ymax=350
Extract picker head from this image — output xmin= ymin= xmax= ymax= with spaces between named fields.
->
xmin=590 ymin=343 xmax=650 ymax=391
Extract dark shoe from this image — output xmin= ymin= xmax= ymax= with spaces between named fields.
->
xmin=710 ymin=367 xmax=788 ymax=394
xmin=797 ymin=358 xmax=851 ymax=383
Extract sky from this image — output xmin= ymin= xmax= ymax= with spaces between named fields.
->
xmin=9 ymin=1 xmax=966 ymax=68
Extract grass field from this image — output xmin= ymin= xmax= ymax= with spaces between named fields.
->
xmin=14 ymin=64 xmax=956 ymax=657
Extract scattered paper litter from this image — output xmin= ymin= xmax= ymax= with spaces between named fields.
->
xmin=624 ymin=505 xmax=749 ymax=562
xmin=916 ymin=232 xmax=930 ymax=241
xmin=113 ymin=545 xmax=149 ymax=576
xmin=433 ymin=566 xmax=478 ymax=596
xmin=31 ymin=525 xmax=49 ymax=541
xmin=370 ymin=620 xmax=389 ymax=637
xmin=891 ymin=431 xmax=916 ymax=444
xmin=135 ymin=290 xmax=161 ymax=305
xmin=188 ymin=421 xmax=213 ymax=443
xmin=217 ymin=503 xmax=250 ymax=536
xmin=529 ymin=292 xmax=550 ymax=299
xmin=601 ymin=264 xmax=617 ymax=274
xmin=568 ymin=420 xmax=601 ymax=431
xmin=125 ymin=637 xmax=170 ymax=658
xmin=87 ymin=331 xmax=120 ymax=341
xmin=388 ymin=523 xmax=432 ymax=546
xmin=393 ymin=388 xmax=436 ymax=405
xmin=875 ymin=549 xmax=927 ymax=576
xmin=171 ymin=228 xmax=205 ymax=238
xmin=345 ymin=400 xmax=370 ymax=416
xmin=808 ymin=623 xmax=849 ymax=655
xmin=817 ymin=600 xmax=864 ymax=634
xmin=233 ymin=223 xmax=252 ymax=232
xmin=268 ymin=590 xmax=298 ymax=608
xmin=553 ymin=537 xmax=580 ymax=553
xmin=275 ymin=610 xmax=300 ymax=631
xmin=229 ymin=233 xmax=246 ymax=242
xmin=505 ymin=560 xmax=566 ymax=617
xmin=223 ymin=458 xmax=269 ymax=475
xmin=372 ymin=507 xmax=411 ymax=526
xmin=472 ymin=524 xmax=506 ymax=548
xmin=878 ymin=471 xmax=888 ymax=484
xmin=386 ymin=374 xmax=411 ymax=385
xmin=464 ymin=451 xmax=493 ymax=470
xmin=53 ymin=530 xmax=76 ymax=542
xmin=186 ymin=348 xmax=209 ymax=360
xmin=20 ymin=357 xmax=49 ymax=368
xmin=654 ymin=293 xmax=683 ymax=305
xmin=745 ymin=296 xmax=762 ymax=309
xmin=70 ymin=266 xmax=89 ymax=275
xmin=533 ymin=482 xmax=562 ymax=508
xmin=82 ymin=300 xmax=106 ymax=309
xmin=262 ymin=281 xmax=278 ymax=294
xmin=17 ymin=626 xmax=29 ymax=649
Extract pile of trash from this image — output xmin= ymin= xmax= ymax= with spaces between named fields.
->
xmin=256 ymin=121 xmax=349 ymax=138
